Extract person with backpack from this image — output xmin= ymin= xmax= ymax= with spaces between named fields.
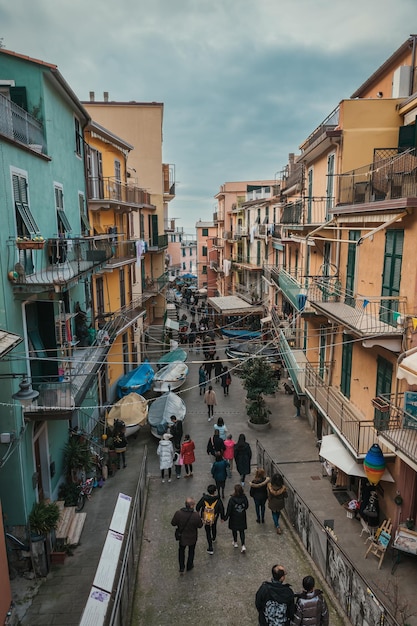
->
xmin=292 ymin=575 xmax=329 ymax=626
xmin=224 ymin=483 xmax=249 ymax=553
xmin=211 ymin=451 xmax=230 ymax=498
xmin=207 ymin=429 xmax=225 ymax=461
xmin=221 ymin=366 xmax=232 ymax=396
xmin=196 ymin=484 xmax=225 ymax=555
xmin=255 ymin=564 xmax=295 ymax=625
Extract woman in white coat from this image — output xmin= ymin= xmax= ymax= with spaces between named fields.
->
xmin=157 ymin=433 xmax=175 ymax=483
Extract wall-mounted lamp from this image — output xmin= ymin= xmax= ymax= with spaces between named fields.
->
xmin=377 ymin=91 xmax=383 ymax=98
xmin=0 ymin=374 xmax=39 ymax=407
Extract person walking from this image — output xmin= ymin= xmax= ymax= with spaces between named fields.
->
xmin=293 ymin=392 xmax=302 ymax=418
xmin=214 ymin=356 xmax=223 ymax=383
xmin=198 ymin=364 xmax=207 ymax=395
xmin=207 ymin=429 xmax=225 ymax=461
xmin=180 ymin=434 xmax=196 ymax=478
xmin=267 ymin=473 xmax=288 ymax=534
xmin=249 ymin=468 xmax=270 ymax=524
xmin=211 ymin=451 xmax=230 ymax=498
xmin=221 ymin=366 xmax=232 ymax=395
xmin=196 ymin=484 xmax=225 ymax=555
xmin=224 ymin=483 xmax=249 ymax=553
xmin=171 ymin=497 xmax=203 ymax=574
xmin=292 ymin=575 xmax=329 ymax=626
xmin=214 ymin=416 xmax=228 ymax=440
xmin=223 ymin=433 xmax=236 ymax=471
xmin=157 ymin=433 xmax=175 ymax=483
xmin=170 ymin=415 xmax=183 ymax=479
xmin=204 ymin=359 xmax=214 ymax=381
xmin=113 ymin=422 xmax=127 ymax=469
xmin=234 ymin=433 xmax=252 ymax=486
xmin=204 ymin=385 xmax=217 ymax=421
xmin=255 ymin=564 xmax=295 ymax=626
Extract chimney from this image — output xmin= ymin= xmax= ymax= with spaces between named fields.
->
xmin=89 ymin=91 xmax=95 ymax=102
xmin=103 ymin=91 xmax=109 ymax=103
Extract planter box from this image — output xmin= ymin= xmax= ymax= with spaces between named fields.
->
xmin=247 ymin=419 xmax=271 ymax=431
xmin=17 ymin=240 xmax=45 ymax=250
xmin=50 ymin=551 xmax=67 ymax=565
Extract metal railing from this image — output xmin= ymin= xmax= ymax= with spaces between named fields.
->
xmin=87 ymin=176 xmax=154 ymax=207
xmin=372 ymin=392 xmax=417 ymax=464
xmin=308 ymin=276 xmax=407 ymax=333
xmin=338 ymin=148 xmax=417 ymax=206
xmin=0 ymin=93 xmax=45 ymax=152
xmin=304 ymin=363 xmax=389 ymax=456
xmin=301 ymin=105 xmax=340 ymax=151
xmin=8 ymin=236 xmax=113 ymax=289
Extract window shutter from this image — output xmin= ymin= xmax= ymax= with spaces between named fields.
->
xmin=398 ymin=124 xmax=416 ymax=150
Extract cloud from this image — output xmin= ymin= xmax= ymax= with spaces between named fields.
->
xmin=1 ymin=0 xmax=413 ymax=229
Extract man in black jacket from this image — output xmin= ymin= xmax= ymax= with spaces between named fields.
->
xmin=255 ymin=564 xmax=295 ymax=625
xmin=196 ymin=484 xmax=225 ymax=555
xmin=171 ymin=498 xmax=203 ymax=575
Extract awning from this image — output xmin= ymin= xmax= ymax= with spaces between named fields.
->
xmin=165 ymin=318 xmax=179 ymax=331
xmin=207 ymin=295 xmax=264 ymax=316
xmin=319 ymin=435 xmax=394 ymax=482
xmin=0 ymin=329 xmax=23 ymax=358
xmin=397 ymin=351 xmax=417 ymax=386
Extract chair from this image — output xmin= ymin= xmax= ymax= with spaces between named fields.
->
xmin=364 ymin=519 xmax=392 ymax=569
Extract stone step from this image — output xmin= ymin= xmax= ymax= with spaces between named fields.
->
xmin=67 ymin=512 xmax=87 ymax=546
xmin=56 ymin=505 xmax=76 ymax=541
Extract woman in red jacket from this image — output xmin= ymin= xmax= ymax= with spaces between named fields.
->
xmin=181 ymin=434 xmax=196 ymax=477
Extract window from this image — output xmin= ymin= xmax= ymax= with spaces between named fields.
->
xmin=202 ymin=228 xmax=208 ymax=236
xmin=202 ymin=246 xmax=207 ymax=257
xmin=182 ymin=262 xmax=186 ymax=270
xmin=182 ymin=247 xmax=186 ymax=257
xmin=202 ymin=265 xmax=207 ymax=274
xmin=114 ymin=159 xmax=121 ymax=200
xmin=380 ymin=229 xmax=404 ymax=325
xmin=79 ymin=192 xmax=91 ymax=233
xmin=341 ymin=335 xmax=353 ymax=398
xmin=74 ymin=117 xmax=82 ymax=157
xmin=55 ymin=184 xmax=72 ymax=235
xmin=12 ymin=171 xmax=40 ymax=236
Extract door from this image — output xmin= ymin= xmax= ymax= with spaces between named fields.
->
xmin=119 ymin=268 xmax=126 ymax=308
xmin=380 ymin=230 xmax=403 ymax=325
xmin=345 ymin=230 xmax=360 ymax=306
xmin=340 ymin=335 xmax=353 ymax=399
xmin=374 ymin=356 xmax=393 ymax=430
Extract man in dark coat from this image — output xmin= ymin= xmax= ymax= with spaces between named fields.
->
xmin=170 ymin=415 xmax=183 ymax=479
xmin=255 ymin=564 xmax=295 ymax=626
xmin=171 ymin=498 xmax=203 ymax=574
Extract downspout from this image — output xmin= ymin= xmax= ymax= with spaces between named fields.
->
xmin=327 ymin=221 xmax=341 ymax=387
xmin=409 ymin=34 xmax=417 ymax=97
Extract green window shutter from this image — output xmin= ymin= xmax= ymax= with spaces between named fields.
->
xmin=380 ymin=230 xmax=403 ymax=325
xmin=398 ymin=124 xmax=416 ymax=150
xmin=345 ymin=230 xmax=360 ymax=306
xmin=151 ymin=215 xmax=158 ymax=246
xmin=374 ymin=356 xmax=393 ymax=429
xmin=202 ymin=246 xmax=207 ymax=256
xmin=340 ymin=335 xmax=353 ymax=398
xmin=257 ymin=240 xmax=261 ymax=265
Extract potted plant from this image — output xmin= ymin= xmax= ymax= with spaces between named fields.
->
xmin=239 ymin=357 xmax=278 ymax=429
xmin=63 ymin=436 xmax=92 ymax=483
xmin=29 ymin=501 xmax=60 ymax=537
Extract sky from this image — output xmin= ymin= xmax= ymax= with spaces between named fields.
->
xmin=0 ymin=0 xmax=415 ymax=232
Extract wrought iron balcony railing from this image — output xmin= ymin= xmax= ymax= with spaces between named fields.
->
xmin=0 ymin=93 xmax=45 ymax=153
xmin=372 ymin=392 xmax=417 ymax=465
xmin=87 ymin=176 xmax=154 ymax=208
xmin=307 ymin=276 xmax=406 ymax=336
xmin=8 ymin=236 xmax=113 ymax=291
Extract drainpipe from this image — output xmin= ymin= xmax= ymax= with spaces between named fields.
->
xmin=409 ymin=34 xmax=417 ymax=96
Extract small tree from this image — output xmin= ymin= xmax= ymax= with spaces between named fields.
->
xmin=240 ymin=357 xmax=278 ymax=424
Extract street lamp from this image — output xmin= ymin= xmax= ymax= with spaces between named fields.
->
xmin=0 ymin=374 xmax=39 ymax=408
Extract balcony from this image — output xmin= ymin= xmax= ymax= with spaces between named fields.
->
xmin=213 ymin=210 xmax=224 ymax=223
xmin=281 ymin=201 xmax=303 ymax=224
xmin=307 ymin=277 xmax=406 ymax=342
xmin=142 ymin=270 xmax=170 ymax=295
xmin=0 ymin=93 xmax=45 ymax=154
xmin=8 ymin=236 xmax=113 ymax=293
xmin=163 ymin=163 xmax=176 ymax=200
xmin=87 ymin=177 xmax=155 ymax=211
xmin=147 ymin=233 xmax=168 ymax=252
xmin=103 ymin=240 xmax=136 ymax=268
xmin=300 ymin=105 xmax=340 ymax=153
xmin=373 ymin=392 xmax=417 ymax=469
xmin=211 ymin=237 xmax=224 ymax=248
xmin=337 ymin=149 xmax=417 ymax=212
xmin=232 ymin=227 xmax=248 ymax=240
xmin=304 ymin=363 xmax=392 ymax=457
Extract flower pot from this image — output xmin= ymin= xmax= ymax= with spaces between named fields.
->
xmin=50 ymin=551 xmax=67 ymax=565
xmin=247 ymin=419 xmax=271 ymax=431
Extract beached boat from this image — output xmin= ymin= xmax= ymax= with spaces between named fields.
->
xmin=148 ymin=392 xmax=186 ymax=438
xmin=116 ymin=361 xmax=155 ymax=398
xmin=107 ymin=392 xmax=148 ymax=437
xmin=153 ymin=361 xmax=189 ymax=393
xmin=157 ymin=348 xmax=187 ymax=369
xmin=221 ymin=328 xmax=262 ymax=340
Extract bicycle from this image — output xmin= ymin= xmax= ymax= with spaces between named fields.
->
xmin=75 ymin=477 xmax=94 ymax=511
